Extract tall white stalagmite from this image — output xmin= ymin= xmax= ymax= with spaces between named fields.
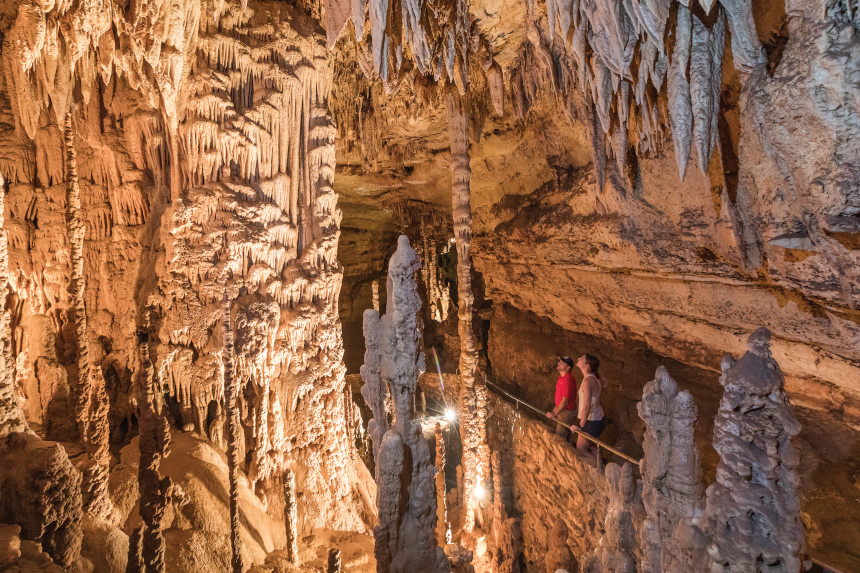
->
xmin=447 ymin=90 xmax=489 ymax=536
xmin=284 ymin=469 xmax=299 ymax=566
xmin=135 ymin=332 xmax=172 ymax=573
xmin=366 ymin=236 xmax=449 ymax=573
xmin=64 ymin=111 xmax=111 ymax=518
xmin=63 ymin=112 xmax=90 ymax=438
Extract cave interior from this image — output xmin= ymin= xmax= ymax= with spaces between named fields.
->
xmin=0 ymin=0 xmax=858 ymax=571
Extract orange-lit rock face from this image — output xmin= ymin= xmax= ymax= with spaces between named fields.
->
xmin=332 ymin=0 xmax=860 ymax=429
xmin=0 ymin=0 xmax=369 ymax=566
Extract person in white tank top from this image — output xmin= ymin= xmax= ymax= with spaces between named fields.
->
xmin=569 ymin=353 xmax=606 ymax=463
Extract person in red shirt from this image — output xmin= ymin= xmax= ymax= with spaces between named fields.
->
xmin=546 ymin=356 xmax=578 ymax=441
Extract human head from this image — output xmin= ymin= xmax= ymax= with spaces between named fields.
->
xmin=577 ymin=354 xmax=600 ymax=375
xmin=557 ymin=356 xmax=574 ymax=373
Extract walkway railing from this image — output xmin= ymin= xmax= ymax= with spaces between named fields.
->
xmin=480 ymin=378 xmax=848 ymax=573
xmin=483 ymin=378 xmax=640 ymax=466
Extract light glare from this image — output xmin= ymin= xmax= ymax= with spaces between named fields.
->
xmin=445 ymin=408 xmax=456 ymax=422
xmin=473 ymin=484 xmax=486 ymax=500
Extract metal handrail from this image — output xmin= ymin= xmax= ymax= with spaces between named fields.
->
xmin=482 ymin=378 xmax=640 ymax=466
xmin=480 ymin=379 xmax=848 ymax=573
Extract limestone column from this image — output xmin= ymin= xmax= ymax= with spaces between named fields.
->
xmin=222 ymin=290 xmax=244 ymax=573
xmin=446 ymin=90 xmax=489 ymax=535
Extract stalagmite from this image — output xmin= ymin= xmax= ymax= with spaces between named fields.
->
xmin=328 ymin=548 xmax=343 ymax=572
xmin=704 ymin=328 xmax=806 ymax=572
xmin=490 ymin=450 xmax=522 ymax=573
xmin=284 ymin=469 xmax=300 ymax=566
xmin=222 ymin=290 xmax=244 ymax=573
xmin=135 ymin=332 xmax=172 ymax=573
xmin=667 ymin=4 xmax=693 ymax=180
xmin=63 ymin=112 xmax=90 ymax=438
xmin=372 ymin=280 xmax=380 ymax=312
xmin=367 ymin=235 xmax=449 ymax=572
xmin=447 ymin=91 xmax=489 ymax=537
xmin=361 ymin=307 xmax=388 ymax=467
xmin=435 ymin=422 xmax=449 ymax=546
xmin=583 ymin=463 xmax=638 ymax=572
xmin=638 ymin=366 xmax=706 ymax=572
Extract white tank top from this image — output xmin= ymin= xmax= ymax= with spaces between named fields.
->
xmin=579 ymin=374 xmax=604 ymax=421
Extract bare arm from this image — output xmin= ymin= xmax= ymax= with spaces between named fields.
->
xmin=579 ymin=380 xmax=592 ymax=423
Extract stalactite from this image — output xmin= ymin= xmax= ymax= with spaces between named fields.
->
xmin=284 ymin=468 xmax=300 ymax=566
xmin=222 ymin=290 xmax=244 ymax=573
xmin=668 ymin=4 xmax=693 ymax=181
xmin=135 ymin=332 xmax=172 ymax=573
xmin=447 ymin=90 xmax=488 ymax=537
xmin=690 ymin=9 xmax=726 ymax=175
xmin=327 ymin=548 xmax=343 ymax=572
xmin=435 ymin=422 xmax=448 ymax=546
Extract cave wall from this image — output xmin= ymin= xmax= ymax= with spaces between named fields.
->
xmin=0 ymin=0 xmax=370 ymax=554
xmin=472 ymin=3 xmax=860 ymax=427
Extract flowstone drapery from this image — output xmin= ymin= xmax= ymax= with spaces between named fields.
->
xmin=638 ymin=366 xmax=706 ymax=572
xmin=362 ymin=235 xmax=449 ymax=573
xmin=703 ymin=328 xmax=806 ymax=572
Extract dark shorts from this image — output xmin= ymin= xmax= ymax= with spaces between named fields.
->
xmin=581 ymin=418 xmax=605 ymax=439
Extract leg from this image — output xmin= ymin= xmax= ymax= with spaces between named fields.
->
xmin=555 ymin=419 xmax=570 ymax=441
xmin=557 ymin=410 xmax=576 ymax=442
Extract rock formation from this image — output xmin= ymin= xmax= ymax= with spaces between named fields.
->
xmin=447 ymin=90 xmax=490 ymax=537
xmin=638 ymin=366 xmax=706 ymax=572
xmin=363 ymin=235 xmax=449 ymax=572
xmin=283 ymin=468 xmax=300 ymax=566
xmin=221 ymin=290 xmax=243 ymax=573
xmin=582 ymin=462 xmax=638 ymax=573
xmin=435 ymin=421 xmax=449 ymax=546
xmin=704 ymin=328 xmax=806 ymax=572
xmin=489 ymin=450 xmax=522 ymax=573
xmin=0 ymin=433 xmax=83 ymax=568
xmin=545 ymin=522 xmax=576 ymax=573
xmin=132 ymin=332 xmax=172 ymax=572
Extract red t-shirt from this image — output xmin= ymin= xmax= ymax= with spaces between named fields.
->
xmin=555 ymin=372 xmax=577 ymax=410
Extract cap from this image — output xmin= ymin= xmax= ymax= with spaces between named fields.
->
xmin=559 ymin=356 xmax=574 ymax=369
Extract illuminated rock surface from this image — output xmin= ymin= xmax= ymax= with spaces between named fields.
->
xmin=0 ymin=0 xmax=857 ymax=569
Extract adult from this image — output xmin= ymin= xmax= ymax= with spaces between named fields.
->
xmin=570 ymin=353 xmax=606 ymax=462
xmin=546 ymin=356 xmax=578 ymax=441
